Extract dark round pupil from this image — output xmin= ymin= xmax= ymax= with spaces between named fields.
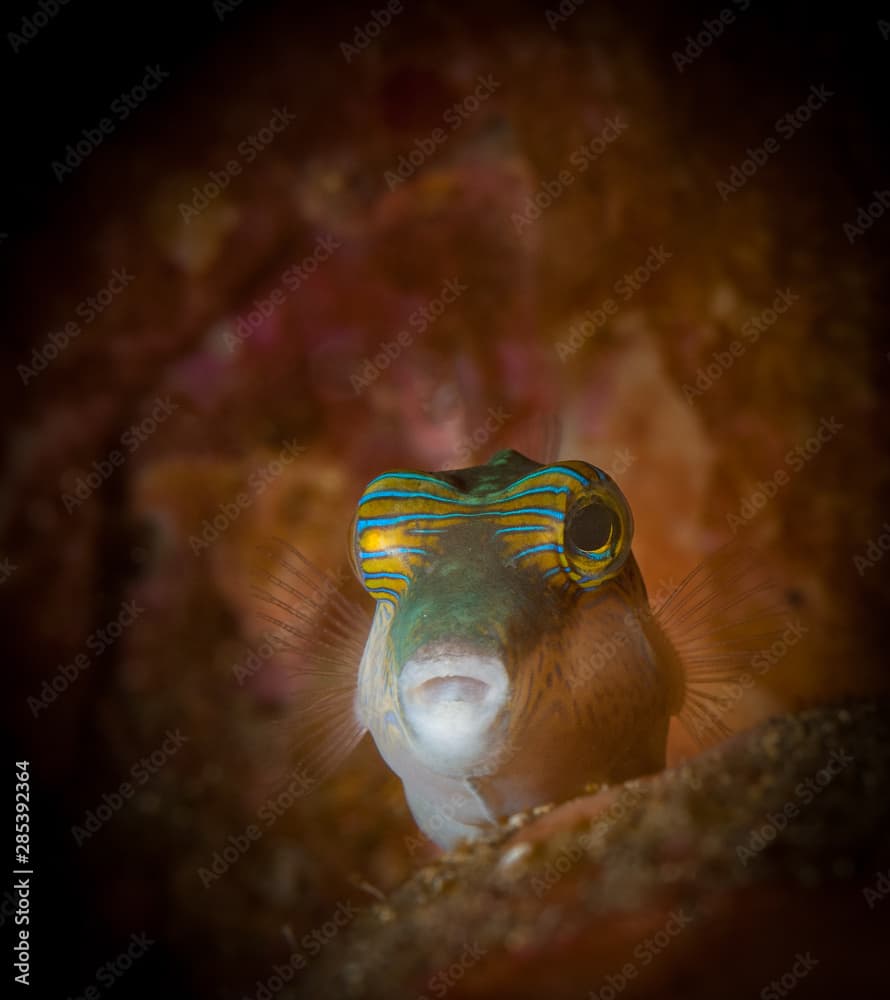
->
xmin=568 ymin=504 xmax=617 ymax=552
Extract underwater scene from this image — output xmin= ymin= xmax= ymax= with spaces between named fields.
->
xmin=4 ymin=2 xmax=889 ymax=997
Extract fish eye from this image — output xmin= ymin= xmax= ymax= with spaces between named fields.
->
xmin=566 ymin=501 xmax=619 ymax=556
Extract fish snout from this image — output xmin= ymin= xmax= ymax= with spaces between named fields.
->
xmin=398 ymin=645 xmax=510 ymax=775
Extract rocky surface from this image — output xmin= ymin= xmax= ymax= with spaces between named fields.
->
xmin=301 ymin=700 xmax=890 ymax=999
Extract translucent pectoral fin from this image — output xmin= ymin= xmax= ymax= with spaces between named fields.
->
xmin=251 ymin=539 xmax=372 ymax=786
xmin=653 ymin=543 xmax=793 ymax=745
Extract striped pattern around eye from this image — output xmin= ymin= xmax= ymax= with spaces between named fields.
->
xmin=353 ymin=463 xmax=618 ymax=605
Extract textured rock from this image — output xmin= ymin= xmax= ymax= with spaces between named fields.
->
xmin=303 ymin=701 xmax=890 ymax=999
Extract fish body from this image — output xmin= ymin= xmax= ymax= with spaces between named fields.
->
xmin=350 ymin=449 xmax=686 ymax=847
xmin=262 ymin=449 xmax=780 ymax=848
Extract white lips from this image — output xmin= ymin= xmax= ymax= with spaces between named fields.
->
xmin=399 ymin=652 xmax=509 ymax=774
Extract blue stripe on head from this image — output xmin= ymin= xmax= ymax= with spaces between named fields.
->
xmin=360 ymin=547 xmax=429 ymax=559
xmin=544 ymin=465 xmax=592 ymax=486
xmin=366 ymin=586 xmax=401 ymax=602
xmin=496 ymin=484 xmax=572 ymax=501
xmin=361 ymin=489 xmax=462 ymax=504
xmin=363 ymin=571 xmax=412 ymax=584
xmin=544 ymin=566 xmax=571 ymax=580
xmin=364 ymin=471 xmax=451 ymax=490
xmin=512 ymin=542 xmax=563 ymax=560
xmin=495 ymin=525 xmax=553 ymax=536
xmin=505 ymin=465 xmax=591 ymax=491
xmin=356 ymin=507 xmax=563 ymax=531
xmin=361 ymin=484 xmax=571 ymax=506
xmin=575 ymin=546 xmax=612 ymax=565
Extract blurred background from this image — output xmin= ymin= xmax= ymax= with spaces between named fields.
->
xmin=3 ymin=1 xmax=889 ymax=997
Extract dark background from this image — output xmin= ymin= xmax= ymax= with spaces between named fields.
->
xmin=5 ymin=1 xmax=890 ymax=248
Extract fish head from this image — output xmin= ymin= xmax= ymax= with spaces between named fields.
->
xmin=350 ymin=448 xmax=683 ymax=826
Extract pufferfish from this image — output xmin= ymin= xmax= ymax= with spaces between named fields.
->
xmin=258 ymin=449 xmax=780 ymax=848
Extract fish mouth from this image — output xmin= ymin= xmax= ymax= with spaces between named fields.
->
xmin=399 ymin=647 xmax=509 ymax=774
xmin=409 ymin=674 xmax=493 ymax=705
